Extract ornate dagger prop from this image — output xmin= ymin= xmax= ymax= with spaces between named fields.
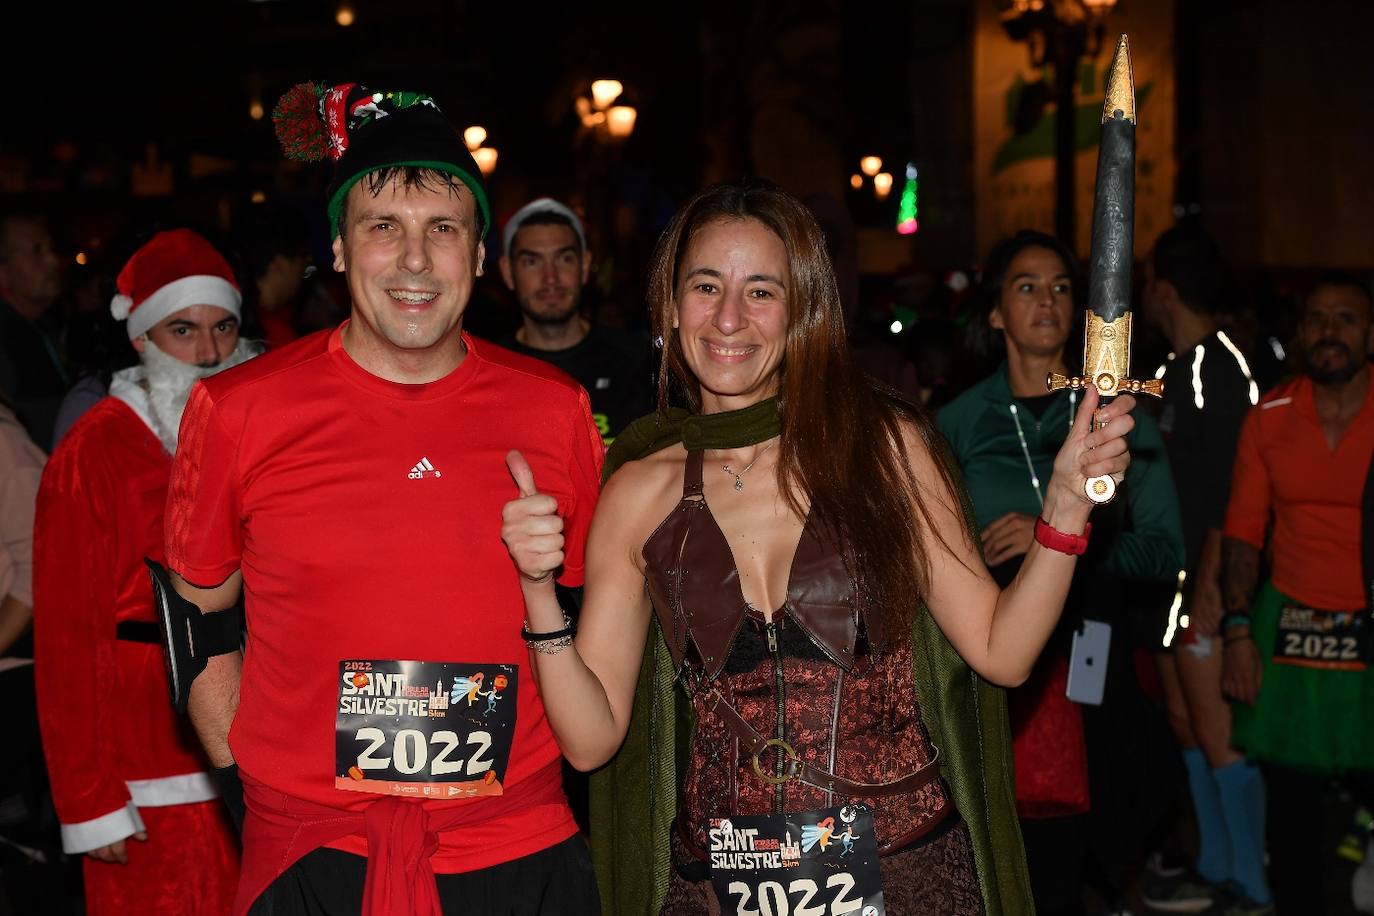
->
xmin=1048 ymin=34 xmax=1162 ymax=504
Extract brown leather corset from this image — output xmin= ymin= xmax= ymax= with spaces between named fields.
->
xmin=642 ymin=451 xmax=950 ymax=857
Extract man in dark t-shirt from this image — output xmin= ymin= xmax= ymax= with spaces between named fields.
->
xmin=1140 ymin=224 xmax=1271 ymax=912
xmin=497 ymin=198 xmax=653 ymax=445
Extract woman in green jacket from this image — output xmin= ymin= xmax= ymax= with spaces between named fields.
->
xmin=938 ymin=230 xmax=1185 ymax=915
xmin=504 ymin=190 xmax=1142 ymax=915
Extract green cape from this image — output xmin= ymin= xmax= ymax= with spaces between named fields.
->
xmin=587 ymin=411 xmax=1033 ymax=915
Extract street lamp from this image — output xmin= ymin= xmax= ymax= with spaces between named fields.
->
xmin=463 ymin=126 xmax=487 ymax=151
xmin=576 ymin=80 xmax=636 ymax=143
xmin=472 ymin=147 xmax=498 ymax=176
xmin=1001 ymin=0 xmax=1120 ymax=245
xmin=873 ymin=172 xmax=894 ymax=201
xmin=590 ymin=80 xmax=624 ymax=111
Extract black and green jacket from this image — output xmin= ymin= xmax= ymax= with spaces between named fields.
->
xmin=936 ymin=362 xmax=1184 ymax=583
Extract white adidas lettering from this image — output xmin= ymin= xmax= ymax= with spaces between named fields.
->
xmin=407 ymin=457 xmax=442 ymax=479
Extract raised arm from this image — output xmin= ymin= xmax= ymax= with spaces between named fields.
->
xmin=502 ymin=451 xmax=659 ymax=772
xmin=922 ymin=387 xmax=1136 ymax=686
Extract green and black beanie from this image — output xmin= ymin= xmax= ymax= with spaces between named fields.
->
xmin=273 ymin=82 xmax=490 ymax=238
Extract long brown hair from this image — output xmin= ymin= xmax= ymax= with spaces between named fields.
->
xmin=648 ymin=181 xmax=964 ymax=648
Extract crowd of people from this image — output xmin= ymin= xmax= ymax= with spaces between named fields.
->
xmin=0 ymin=78 xmax=1369 ymax=916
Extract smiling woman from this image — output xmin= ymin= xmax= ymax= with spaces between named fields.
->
xmin=502 ymin=182 xmax=1144 ymax=914
xmin=672 ymin=218 xmax=791 ymax=412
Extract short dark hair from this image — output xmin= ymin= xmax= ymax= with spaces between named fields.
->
xmin=509 ymin=211 xmax=582 ymax=254
xmin=1304 ymin=270 xmax=1373 ymax=315
xmin=969 ymin=229 xmax=1078 ymax=357
xmin=1151 ymin=223 xmax=1228 ymax=314
xmin=335 ymin=166 xmax=485 ymax=239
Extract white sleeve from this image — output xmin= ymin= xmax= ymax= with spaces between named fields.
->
xmin=58 ymin=801 xmax=146 ymax=854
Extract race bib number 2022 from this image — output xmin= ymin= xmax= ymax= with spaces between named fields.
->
xmin=1273 ymin=606 xmax=1369 ymax=672
xmin=335 ymin=660 xmax=517 ymax=798
xmin=708 ymin=804 xmax=885 ymax=916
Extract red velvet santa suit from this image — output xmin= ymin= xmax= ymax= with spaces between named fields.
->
xmin=34 ymin=372 xmax=239 ymax=916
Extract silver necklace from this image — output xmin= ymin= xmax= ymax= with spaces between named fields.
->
xmin=721 ymin=441 xmax=776 ymax=492
xmin=1008 ymin=390 xmax=1075 ymax=509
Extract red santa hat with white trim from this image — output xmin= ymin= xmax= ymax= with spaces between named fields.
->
xmin=110 ymin=229 xmax=242 ymax=340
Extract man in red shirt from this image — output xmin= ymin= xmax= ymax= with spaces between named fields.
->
xmin=1222 ymin=273 xmax=1374 ymax=914
xmin=34 ymin=229 xmax=255 ymax=915
xmin=164 ymin=83 xmax=603 ymax=915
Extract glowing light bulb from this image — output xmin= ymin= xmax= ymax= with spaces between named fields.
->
xmin=472 ymin=147 xmax=498 ymax=175
xmin=590 ymin=80 xmax=623 ymax=110
xmin=606 ymin=106 xmax=637 ymax=139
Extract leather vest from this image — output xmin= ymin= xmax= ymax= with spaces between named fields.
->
xmin=642 ymin=451 xmax=951 ymax=857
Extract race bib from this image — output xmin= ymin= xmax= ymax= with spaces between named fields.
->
xmin=1272 ymin=606 xmax=1370 ymax=672
xmin=707 ymin=804 xmax=886 ymax=916
xmin=335 ymin=660 xmax=517 ymax=798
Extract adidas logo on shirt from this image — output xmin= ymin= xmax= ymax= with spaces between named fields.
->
xmin=407 ymin=457 xmax=442 ymax=479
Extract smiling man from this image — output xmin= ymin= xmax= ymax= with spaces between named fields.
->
xmin=160 ymin=84 xmax=603 ymax=915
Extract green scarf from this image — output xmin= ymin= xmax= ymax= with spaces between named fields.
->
xmin=588 ymin=401 xmax=1032 ymax=915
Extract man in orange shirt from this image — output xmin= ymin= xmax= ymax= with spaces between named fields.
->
xmin=1222 ymin=273 xmax=1374 ymax=914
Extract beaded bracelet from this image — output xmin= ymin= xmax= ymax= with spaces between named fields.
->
xmin=522 ymin=614 xmax=575 ymax=655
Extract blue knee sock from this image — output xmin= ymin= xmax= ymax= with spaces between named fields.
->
xmin=1183 ymin=747 xmax=1232 ymax=883
xmin=1214 ymin=760 xmax=1272 ymax=904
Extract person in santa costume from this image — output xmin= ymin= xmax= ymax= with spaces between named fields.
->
xmin=34 ymin=228 xmax=259 ymax=915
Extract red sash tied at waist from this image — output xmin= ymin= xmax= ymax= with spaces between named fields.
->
xmin=232 ymin=762 xmax=567 ymax=916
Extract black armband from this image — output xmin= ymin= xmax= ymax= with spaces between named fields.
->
xmin=144 ymin=559 xmax=243 ymax=713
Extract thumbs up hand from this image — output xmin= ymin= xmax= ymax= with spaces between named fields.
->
xmin=502 ymin=450 xmax=565 ymax=585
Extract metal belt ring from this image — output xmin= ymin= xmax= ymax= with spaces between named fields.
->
xmin=751 ymin=738 xmax=798 ymax=786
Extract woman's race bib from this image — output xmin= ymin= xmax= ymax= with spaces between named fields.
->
xmin=706 ymin=804 xmax=885 ymax=915
xmin=334 ymin=660 xmax=518 ymax=797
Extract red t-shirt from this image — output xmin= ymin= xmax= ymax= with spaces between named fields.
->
xmin=165 ymin=325 xmax=603 ymax=872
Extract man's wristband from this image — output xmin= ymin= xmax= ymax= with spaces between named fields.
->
xmin=1222 ymin=613 xmax=1251 ymax=632
xmin=1034 ymin=517 xmax=1092 ymax=556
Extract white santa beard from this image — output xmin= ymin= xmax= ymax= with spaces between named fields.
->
xmin=140 ymin=337 xmax=261 ymax=453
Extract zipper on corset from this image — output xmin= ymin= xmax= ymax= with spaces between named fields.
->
xmin=767 ymin=620 xmax=786 ymax=814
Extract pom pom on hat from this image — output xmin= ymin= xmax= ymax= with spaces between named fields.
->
xmin=111 ymin=229 xmax=242 ymax=340
xmin=273 ymin=82 xmax=329 ymax=162
xmin=273 ymin=80 xmax=490 ymax=238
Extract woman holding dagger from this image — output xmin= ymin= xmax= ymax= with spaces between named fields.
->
xmin=499 ymin=173 xmax=1141 ymax=913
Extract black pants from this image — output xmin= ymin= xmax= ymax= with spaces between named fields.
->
xmin=249 ymin=835 xmax=600 ymax=916
xmin=1265 ymin=763 xmax=1374 ymax=915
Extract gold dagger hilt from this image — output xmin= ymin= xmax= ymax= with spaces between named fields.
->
xmin=1046 ymin=312 xmax=1164 ymax=505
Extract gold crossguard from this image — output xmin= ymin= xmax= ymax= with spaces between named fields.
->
xmin=1046 ymin=312 xmax=1163 ymax=504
